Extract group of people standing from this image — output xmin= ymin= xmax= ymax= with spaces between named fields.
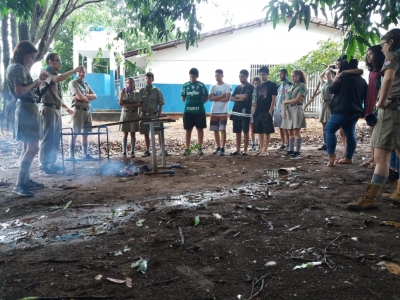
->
xmin=180 ymin=67 xmax=309 ymax=159
xmin=311 ymin=29 xmax=400 ymax=210
xmin=5 ymin=40 xmax=93 ymax=197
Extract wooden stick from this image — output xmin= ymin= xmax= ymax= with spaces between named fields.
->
xmin=303 ymin=81 xmax=321 ymax=110
xmin=145 ymin=276 xmax=180 ymax=287
xmin=179 ymin=227 xmax=184 ymax=245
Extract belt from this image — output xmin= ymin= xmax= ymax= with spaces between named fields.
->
xmin=41 ymin=103 xmax=60 ymax=110
xmin=73 ymin=105 xmax=89 ymax=111
xmin=288 ymin=103 xmax=303 ymax=107
xmin=388 ymin=98 xmax=400 ymax=102
xmin=142 ymin=112 xmax=157 ymax=116
xmin=124 ymin=109 xmax=138 ymax=113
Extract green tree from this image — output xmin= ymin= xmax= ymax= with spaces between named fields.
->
xmin=269 ymin=37 xmax=364 ymax=82
xmin=264 ymin=0 xmax=400 ymax=58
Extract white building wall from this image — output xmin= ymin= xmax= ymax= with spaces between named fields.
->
xmin=143 ymin=22 xmax=340 ymax=85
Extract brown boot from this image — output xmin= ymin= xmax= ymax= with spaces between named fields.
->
xmin=382 ymin=180 xmax=400 ymax=204
xmin=347 ymin=183 xmax=381 ymax=210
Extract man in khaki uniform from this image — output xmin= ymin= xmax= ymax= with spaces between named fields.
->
xmin=39 ymin=53 xmax=85 ymax=174
xmin=68 ymin=68 xmax=97 ymax=159
xmin=138 ymin=72 xmax=165 ymax=157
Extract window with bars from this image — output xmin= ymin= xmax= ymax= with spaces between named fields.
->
xmin=249 ymin=64 xmax=277 ymax=82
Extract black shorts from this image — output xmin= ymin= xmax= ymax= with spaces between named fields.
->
xmin=253 ymin=111 xmax=275 ymax=134
xmin=231 ymin=116 xmax=250 ymax=134
xmin=183 ymin=112 xmax=207 ymax=130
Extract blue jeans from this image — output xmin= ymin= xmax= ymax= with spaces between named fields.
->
xmin=390 ymin=150 xmax=400 ymax=171
xmin=325 ymin=113 xmax=360 ymax=158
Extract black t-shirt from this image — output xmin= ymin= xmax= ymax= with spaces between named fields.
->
xmin=231 ymin=83 xmax=254 ymax=117
xmin=256 ymin=81 xmax=278 ymax=113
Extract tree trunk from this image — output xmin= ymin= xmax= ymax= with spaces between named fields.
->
xmin=0 ymin=19 xmax=3 ymax=87
xmin=10 ymin=13 xmax=18 ymax=48
xmin=1 ymin=14 xmax=11 ymax=76
xmin=18 ymin=20 xmax=31 ymax=41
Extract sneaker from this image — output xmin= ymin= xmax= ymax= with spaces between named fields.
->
xmin=212 ymin=148 xmax=221 ymax=155
xmin=278 ymin=144 xmax=286 ymax=151
xmin=12 ymin=185 xmax=34 ymax=197
xmin=318 ymin=144 xmax=327 ymax=151
xmin=230 ymin=151 xmax=240 ymax=156
xmin=142 ymin=150 xmax=151 ymax=157
xmin=291 ymin=152 xmax=302 ymax=159
xmin=281 ymin=151 xmax=294 ymax=158
xmin=198 ymin=149 xmax=204 ymax=156
xmin=219 ymin=148 xmax=225 ymax=156
xmin=241 ymin=152 xmax=248 ymax=156
xmin=40 ymin=167 xmax=55 ymax=176
xmin=182 ymin=149 xmax=190 ymax=156
xmin=26 ymin=179 xmax=44 ymax=190
xmin=249 ymin=144 xmax=257 ymax=151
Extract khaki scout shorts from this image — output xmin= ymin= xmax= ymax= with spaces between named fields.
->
xmin=72 ymin=107 xmax=92 ymax=133
xmin=139 ymin=112 xmax=159 ymax=134
xmin=371 ymin=102 xmax=400 ymax=149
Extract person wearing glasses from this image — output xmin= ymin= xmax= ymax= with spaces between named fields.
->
xmin=348 ymin=28 xmax=400 ymax=210
xmin=39 ymin=53 xmax=85 ymax=175
xmin=5 ymin=41 xmax=49 ymax=197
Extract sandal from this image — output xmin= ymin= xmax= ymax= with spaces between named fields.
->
xmin=230 ymin=151 xmax=239 ymax=156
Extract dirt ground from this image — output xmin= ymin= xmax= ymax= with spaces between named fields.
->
xmin=0 ymin=117 xmax=399 ymax=300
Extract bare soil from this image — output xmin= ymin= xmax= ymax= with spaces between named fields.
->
xmin=0 ymin=117 xmax=399 ymax=300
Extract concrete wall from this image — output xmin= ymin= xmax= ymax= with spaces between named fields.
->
xmin=140 ymin=22 xmax=339 ymax=85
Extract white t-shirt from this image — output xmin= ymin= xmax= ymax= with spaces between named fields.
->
xmin=209 ymin=83 xmax=232 ymax=114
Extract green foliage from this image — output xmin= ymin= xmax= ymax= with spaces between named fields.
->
xmin=0 ymin=0 xmax=44 ymax=19
xmin=264 ymin=0 xmax=400 ymax=58
xmin=269 ymin=38 xmax=364 ymax=82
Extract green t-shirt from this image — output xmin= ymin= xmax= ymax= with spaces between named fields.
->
xmin=181 ymin=81 xmax=209 ymax=114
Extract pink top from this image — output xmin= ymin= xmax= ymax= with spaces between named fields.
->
xmin=365 ymin=70 xmax=380 ymax=116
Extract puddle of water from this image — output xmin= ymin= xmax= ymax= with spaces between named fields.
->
xmin=0 ymin=170 xmax=291 ymax=248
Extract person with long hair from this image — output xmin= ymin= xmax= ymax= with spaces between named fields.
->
xmin=280 ymin=70 xmax=308 ymax=159
xmin=317 ymin=67 xmax=336 ymax=150
xmin=359 ymin=45 xmax=386 ymax=168
xmin=5 ymin=41 xmax=49 ymax=197
xmin=348 ymin=28 xmax=400 ymax=209
xmin=325 ymin=58 xmax=367 ymax=167
xmin=118 ymin=77 xmax=140 ymax=158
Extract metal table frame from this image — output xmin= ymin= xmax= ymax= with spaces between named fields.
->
xmin=144 ymin=119 xmax=176 ymax=173
xmin=60 ymin=125 xmax=110 ymax=173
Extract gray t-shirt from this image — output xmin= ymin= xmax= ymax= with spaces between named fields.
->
xmin=209 ymin=83 xmax=231 ymax=114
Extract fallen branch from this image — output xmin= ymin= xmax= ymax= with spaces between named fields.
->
xmin=29 ymin=259 xmax=80 ymax=264
xmin=179 ymin=227 xmax=184 ymax=245
xmin=145 ymin=276 xmax=180 ymax=287
xmin=247 ymin=273 xmax=270 ymax=300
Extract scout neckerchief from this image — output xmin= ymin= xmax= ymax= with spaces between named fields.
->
xmin=45 ymin=66 xmax=62 ymax=100
xmin=278 ymin=78 xmax=290 ymax=104
xmin=76 ymin=78 xmax=88 ymax=95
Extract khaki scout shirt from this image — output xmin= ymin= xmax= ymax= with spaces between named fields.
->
xmin=381 ymin=50 xmax=400 ymax=98
xmin=68 ymin=79 xmax=95 ymax=109
xmin=138 ymin=85 xmax=165 ymax=113
xmin=40 ymin=68 xmax=63 ymax=107
xmin=286 ymin=83 xmax=308 ymax=104
xmin=122 ymin=91 xmax=140 ymax=109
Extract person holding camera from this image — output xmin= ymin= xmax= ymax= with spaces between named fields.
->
xmin=5 ymin=41 xmax=49 ymax=197
xmin=118 ymin=77 xmax=140 ymax=158
xmin=348 ymin=29 xmax=400 ymax=210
